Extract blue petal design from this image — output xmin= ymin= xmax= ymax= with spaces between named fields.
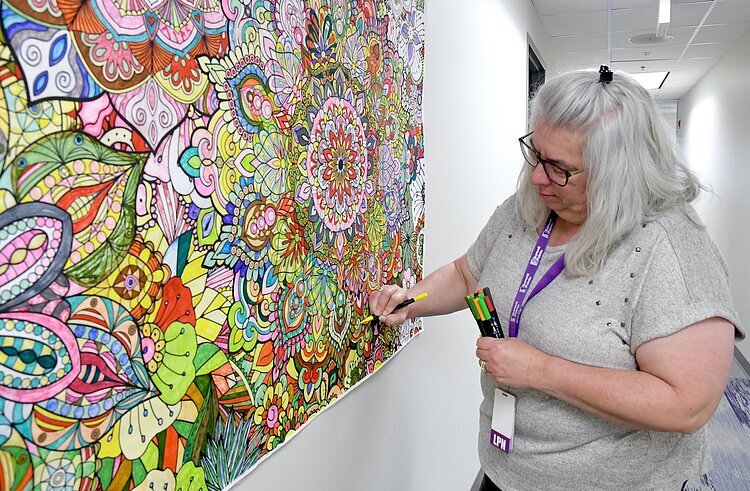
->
xmin=49 ymin=34 xmax=67 ymax=66
xmin=32 ymin=72 xmax=48 ymax=97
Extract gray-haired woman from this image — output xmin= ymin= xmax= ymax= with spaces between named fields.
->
xmin=369 ymin=67 xmax=745 ymax=490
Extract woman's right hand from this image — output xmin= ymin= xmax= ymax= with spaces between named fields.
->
xmin=368 ymin=285 xmax=412 ymax=325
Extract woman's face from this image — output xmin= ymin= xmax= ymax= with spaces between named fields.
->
xmin=529 ymin=119 xmax=588 ymax=225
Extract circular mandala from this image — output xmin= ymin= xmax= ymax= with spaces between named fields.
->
xmin=306 ymin=97 xmax=368 ymax=232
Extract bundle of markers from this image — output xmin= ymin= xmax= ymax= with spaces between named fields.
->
xmin=465 ymin=287 xmax=504 ymax=338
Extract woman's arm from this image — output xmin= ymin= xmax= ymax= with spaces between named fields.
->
xmin=477 ymin=317 xmax=736 ymax=433
xmin=369 ymin=254 xmax=478 ymax=325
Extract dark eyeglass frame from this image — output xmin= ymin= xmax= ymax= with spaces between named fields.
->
xmin=518 ymin=131 xmax=584 ymax=187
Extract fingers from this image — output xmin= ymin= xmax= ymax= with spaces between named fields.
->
xmin=476 ymin=338 xmax=508 ymax=371
xmin=476 ymin=338 xmax=506 ymax=378
xmin=475 ymin=345 xmax=493 ymax=363
xmin=381 ymin=285 xmax=409 ymax=317
xmin=368 ymin=285 xmax=409 ymax=324
xmin=475 ymin=339 xmax=543 ymax=389
xmin=476 ymin=345 xmax=490 ymax=364
xmin=477 ymin=336 xmax=500 ymax=350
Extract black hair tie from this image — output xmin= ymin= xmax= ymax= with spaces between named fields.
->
xmin=599 ymin=65 xmax=613 ymax=84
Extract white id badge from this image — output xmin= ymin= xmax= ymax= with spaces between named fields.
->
xmin=490 ymin=388 xmax=516 ymax=453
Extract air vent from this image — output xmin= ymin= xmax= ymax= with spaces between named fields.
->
xmin=629 ymin=34 xmax=674 ymax=45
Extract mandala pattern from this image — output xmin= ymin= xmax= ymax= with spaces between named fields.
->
xmin=0 ymin=0 xmax=425 ymax=488
xmin=307 ymin=96 xmax=368 ymax=232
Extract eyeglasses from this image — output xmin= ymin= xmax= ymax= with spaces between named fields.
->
xmin=518 ymin=132 xmax=584 ymax=187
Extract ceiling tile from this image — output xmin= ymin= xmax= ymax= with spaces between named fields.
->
xmin=533 ymin=0 xmax=609 ymax=16
xmin=684 ymin=42 xmax=733 ymax=58
xmin=610 ymin=59 xmax=680 ymax=72
xmin=609 ymin=2 xmax=713 ymax=32
xmin=610 ymin=45 xmax=684 ymax=61
xmin=549 ymin=32 xmax=609 ymax=53
xmin=611 ymin=7 xmax=656 ymax=32
xmin=693 ymin=22 xmax=750 ymax=43
xmin=612 ymin=0 xmax=659 ymax=8
xmin=610 ymin=26 xmax=697 ymax=49
xmin=666 ymin=67 xmax=710 ymax=81
xmin=613 ymin=0 xmax=710 ymax=8
xmin=532 ymin=0 xmax=607 ymax=16
xmin=705 ymin=0 xmax=750 ymax=25
xmin=660 ymin=77 xmax=696 ymax=89
xmin=670 ymin=3 xmax=712 ymax=28
xmin=541 ymin=11 xmax=609 ymax=36
xmin=674 ymin=57 xmax=720 ymax=72
xmin=557 ymin=50 xmax=610 ymax=70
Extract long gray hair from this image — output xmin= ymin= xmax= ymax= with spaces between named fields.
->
xmin=516 ymin=68 xmax=703 ymax=277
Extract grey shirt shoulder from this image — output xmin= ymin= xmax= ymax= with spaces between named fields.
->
xmin=633 ymin=206 xmax=744 ymax=346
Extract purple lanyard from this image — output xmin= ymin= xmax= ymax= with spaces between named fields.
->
xmin=508 ymin=213 xmax=566 ymax=338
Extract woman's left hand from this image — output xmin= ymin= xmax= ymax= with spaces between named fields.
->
xmin=476 ymin=337 xmax=548 ymax=389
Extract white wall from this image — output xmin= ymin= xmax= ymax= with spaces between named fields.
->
xmin=234 ymin=1 xmax=555 ymax=490
xmin=677 ymin=30 xmax=750 ymax=360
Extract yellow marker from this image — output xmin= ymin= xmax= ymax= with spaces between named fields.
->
xmin=361 ymin=292 xmax=429 ymax=324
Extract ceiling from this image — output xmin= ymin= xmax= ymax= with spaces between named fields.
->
xmin=531 ymin=0 xmax=750 ymax=103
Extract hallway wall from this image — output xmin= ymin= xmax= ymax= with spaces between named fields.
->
xmin=677 ymin=30 xmax=750 ymax=359
xmin=233 ymin=1 xmax=556 ymax=489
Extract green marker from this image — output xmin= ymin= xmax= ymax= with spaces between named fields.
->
xmin=467 ymin=294 xmax=491 ymax=337
xmin=465 ymin=295 xmax=480 ymax=319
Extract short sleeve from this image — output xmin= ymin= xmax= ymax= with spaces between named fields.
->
xmin=466 ymin=197 xmax=515 ymax=280
xmin=630 ymin=222 xmax=744 ymax=350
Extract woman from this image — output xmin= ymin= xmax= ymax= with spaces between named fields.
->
xmin=369 ymin=67 xmax=744 ymax=490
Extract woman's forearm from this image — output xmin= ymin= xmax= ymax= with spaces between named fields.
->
xmin=404 ymin=254 xmax=478 ymax=319
xmin=533 ymin=355 xmax=703 ymax=432
xmin=479 ymin=319 xmax=734 ymax=434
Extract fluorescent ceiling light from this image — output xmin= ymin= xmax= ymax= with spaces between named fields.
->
xmin=657 ymin=0 xmax=671 ymax=24
xmin=656 ymin=0 xmax=671 ymax=37
xmin=630 ymin=71 xmax=669 ymax=90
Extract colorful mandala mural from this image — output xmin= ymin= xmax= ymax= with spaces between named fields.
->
xmin=0 ymin=0 xmax=425 ymax=487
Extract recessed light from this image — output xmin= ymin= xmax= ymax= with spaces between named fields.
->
xmin=630 ymin=71 xmax=669 ymax=90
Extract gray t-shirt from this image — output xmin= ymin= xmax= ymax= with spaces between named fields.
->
xmin=466 ymin=195 xmax=744 ymax=491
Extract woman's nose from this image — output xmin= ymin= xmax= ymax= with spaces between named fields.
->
xmin=530 ymin=161 xmax=550 ymax=185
